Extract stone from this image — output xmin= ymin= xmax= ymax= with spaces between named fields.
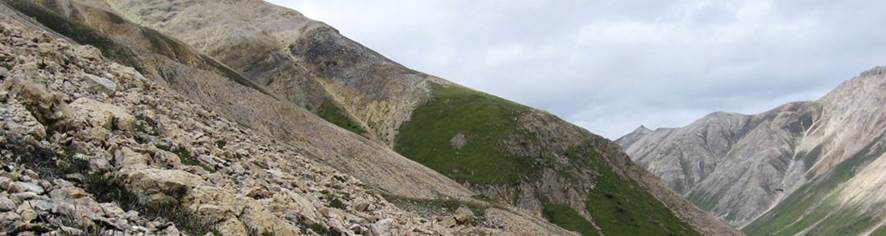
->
xmin=453 ymin=207 xmax=476 ymax=225
xmin=69 ymin=98 xmax=136 ymax=131
xmin=437 ymin=216 xmax=457 ymax=228
xmin=82 ymin=73 xmax=118 ymax=95
xmin=114 ymin=148 xmax=149 ymax=170
xmin=125 ymin=168 xmax=206 ymax=203
xmin=16 ymin=203 xmax=37 ymax=223
xmin=8 ymin=182 xmax=44 ymax=194
xmin=370 ymin=218 xmax=397 ymax=236
xmin=0 ymin=196 xmax=14 ymax=211
xmin=449 ymin=133 xmax=467 ymax=150
xmin=0 ymin=67 xmax=9 ymax=79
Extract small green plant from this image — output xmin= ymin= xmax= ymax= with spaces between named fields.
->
xmin=135 ymin=114 xmax=159 ymax=135
xmin=156 ymin=144 xmax=213 ymax=171
xmin=215 ymin=140 xmax=227 ymax=148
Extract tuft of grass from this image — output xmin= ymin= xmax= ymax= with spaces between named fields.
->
xmin=317 ymin=99 xmax=366 ymax=135
xmin=135 ymin=115 xmax=159 ymax=135
xmin=542 ymin=201 xmax=600 ymax=236
xmin=395 ymin=83 xmax=533 ymax=184
xmin=214 ymin=140 xmax=227 ymax=148
xmin=156 ymin=144 xmax=213 ymax=171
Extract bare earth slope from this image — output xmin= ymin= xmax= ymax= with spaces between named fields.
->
xmin=88 ymin=0 xmax=741 ymax=235
xmin=619 ymin=67 xmax=886 ymax=235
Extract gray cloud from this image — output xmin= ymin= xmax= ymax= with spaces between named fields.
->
xmin=268 ymin=0 xmax=886 ymax=138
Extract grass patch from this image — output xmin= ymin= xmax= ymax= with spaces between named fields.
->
xmin=872 ymin=225 xmax=886 ymax=236
xmin=395 ymin=83 xmax=533 ymax=184
xmin=317 ymin=99 xmax=366 ymax=135
xmin=583 ymin=147 xmax=699 ymax=236
xmin=542 ymin=202 xmax=599 ymax=236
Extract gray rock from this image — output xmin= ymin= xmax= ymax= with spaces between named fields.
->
xmin=370 ymin=218 xmax=396 ymax=236
xmin=9 ymin=182 xmax=44 ymax=194
xmin=82 ymin=73 xmax=117 ymax=95
xmin=0 ymin=196 xmax=14 ymax=211
xmin=453 ymin=206 xmax=475 ymax=225
xmin=0 ymin=67 xmax=8 ymax=79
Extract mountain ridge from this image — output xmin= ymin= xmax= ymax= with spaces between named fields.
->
xmin=620 ymin=65 xmax=886 ymax=235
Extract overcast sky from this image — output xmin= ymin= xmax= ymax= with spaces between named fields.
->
xmin=268 ymin=0 xmax=886 ymax=139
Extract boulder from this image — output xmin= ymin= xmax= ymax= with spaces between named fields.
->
xmin=81 ymin=73 xmax=117 ymax=95
xmin=370 ymin=218 xmax=397 ymax=236
xmin=125 ymin=168 xmax=206 ymax=204
xmin=453 ymin=206 xmax=476 ymax=225
xmin=69 ymin=98 xmax=136 ymax=132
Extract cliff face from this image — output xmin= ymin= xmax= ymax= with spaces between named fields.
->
xmin=620 ymin=67 xmax=886 ymax=235
xmin=0 ymin=0 xmax=741 ymax=235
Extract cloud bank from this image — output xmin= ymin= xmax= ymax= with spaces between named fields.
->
xmin=269 ymin=0 xmax=886 ymax=138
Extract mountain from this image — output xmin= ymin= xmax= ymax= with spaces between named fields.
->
xmin=0 ymin=0 xmax=738 ymax=235
xmin=618 ymin=67 xmax=886 ymax=235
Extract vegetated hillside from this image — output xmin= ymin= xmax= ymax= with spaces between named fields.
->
xmin=93 ymin=0 xmax=741 ymax=235
xmin=619 ymin=67 xmax=886 ymax=235
xmin=0 ymin=1 xmax=578 ymax=235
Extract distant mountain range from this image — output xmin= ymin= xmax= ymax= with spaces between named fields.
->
xmin=619 ymin=66 xmax=886 ymax=235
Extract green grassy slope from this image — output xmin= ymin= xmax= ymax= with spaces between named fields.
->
xmin=396 ymin=83 xmax=700 ymax=235
xmin=543 ymin=202 xmax=600 ymax=236
xmin=584 ymin=150 xmax=699 ymax=236
xmin=744 ymin=140 xmax=885 ymax=236
xmin=395 ymin=83 xmax=534 ymax=184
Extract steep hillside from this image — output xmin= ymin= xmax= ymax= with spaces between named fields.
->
xmin=90 ymin=0 xmax=741 ymax=235
xmin=0 ymin=1 xmax=578 ymax=235
xmin=619 ymin=67 xmax=886 ymax=234
xmin=0 ymin=15 xmax=477 ymax=235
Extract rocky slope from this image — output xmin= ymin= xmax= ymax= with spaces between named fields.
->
xmin=83 ymin=0 xmax=740 ymax=235
xmin=0 ymin=8 xmax=576 ymax=236
xmin=619 ymin=67 xmax=886 ymax=235
xmin=0 ymin=0 xmax=741 ymax=235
